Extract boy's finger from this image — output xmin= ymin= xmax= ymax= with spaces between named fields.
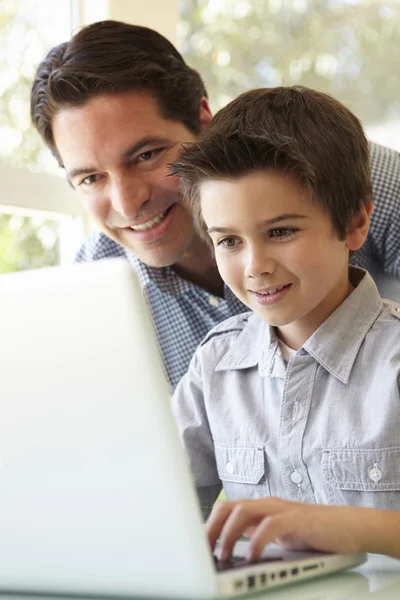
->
xmin=218 ymin=504 xmax=258 ymax=560
xmin=248 ymin=512 xmax=299 ymax=561
xmin=206 ymin=501 xmax=236 ymax=550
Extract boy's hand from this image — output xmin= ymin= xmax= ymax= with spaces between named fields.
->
xmin=206 ymin=497 xmax=370 ymax=561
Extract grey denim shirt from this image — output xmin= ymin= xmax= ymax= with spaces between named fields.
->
xmin=172 ymin=268 xmax=400 ymax=519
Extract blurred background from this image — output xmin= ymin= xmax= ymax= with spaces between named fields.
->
xmin=1 ymin=0 xmax=399 ymax=273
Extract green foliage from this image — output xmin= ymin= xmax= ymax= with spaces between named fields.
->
xmin=0 ymin=213 xmax=59 ymax=273
xmin=179 ymin=0 xmax=400 ymax=126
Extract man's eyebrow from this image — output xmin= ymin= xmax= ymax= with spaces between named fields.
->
xmin=124 ymin=136 xmax=169 ymax=159
xmin=68 ymin=166 xmax=98 ymax=181
xmin=207 ymin=214 xmax=307 ymax=233
xmin=67 ymin=137 xmax=169 ymax=181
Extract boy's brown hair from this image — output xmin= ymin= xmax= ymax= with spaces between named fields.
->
xmin=171 ymin=86 xmax=372 ymax=244
xmin=31 ymin=20 xmax=207 ymax=165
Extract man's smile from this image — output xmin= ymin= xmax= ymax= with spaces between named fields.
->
xmin=119 ymin=204 xmax=177 ymax=243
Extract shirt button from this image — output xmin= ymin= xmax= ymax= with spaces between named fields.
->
xmin=369 ymin=466 xmax=382 ymax=483
xmin=290 ymin=470 xmax=303 ymax=484
xmin=209 ymin=296 xmax=220 ymax=307
xmin=226 ymin=462 xmax=235 ymax=474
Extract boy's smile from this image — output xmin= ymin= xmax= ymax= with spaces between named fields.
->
xmin=201 ymin=169 xmax=365 ymax=350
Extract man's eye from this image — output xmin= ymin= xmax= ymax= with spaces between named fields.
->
xmin=81 ymin=174 xmax=100 ymax=186
xmin=137 ymin=149 xmax=163 ymax=162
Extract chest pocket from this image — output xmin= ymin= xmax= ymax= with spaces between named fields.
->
xmin=322 ymin=447 xmax=400 ymax=509
xmin=214 ymin=444 xmax=270 ymax=501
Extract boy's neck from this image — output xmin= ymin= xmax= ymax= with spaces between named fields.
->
xmin=172 ymin=235 xmax=224 ymax=297
xmin=276 ymin=277 xmax=356 ymax=351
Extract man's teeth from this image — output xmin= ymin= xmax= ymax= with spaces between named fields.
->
xmin=130 ymin=210 xmax=168 ymax=231
xmin=258 ymin=285 xmax=286 ymax=296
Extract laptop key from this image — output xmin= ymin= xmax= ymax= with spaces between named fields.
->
xmin=213 ymin=554 xmax=284 ymax=572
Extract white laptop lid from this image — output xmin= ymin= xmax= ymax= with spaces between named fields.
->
xmin=0 ymin=259 xmax=217 ymax=599
xmin=0 ymin=259 xmax=366 ymax=599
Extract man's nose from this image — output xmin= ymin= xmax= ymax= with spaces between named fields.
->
xmin=244 ymin=247 xmax=276 ymax=279
xmin=110 ymin=176 xmax=150 ymax=218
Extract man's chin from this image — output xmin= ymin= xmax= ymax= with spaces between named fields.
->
xmin=129 ymin=247 xmax=184 ymax=269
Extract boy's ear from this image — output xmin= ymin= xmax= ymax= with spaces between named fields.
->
xmin=198 ymin=97 xmax=213 ymax=132
xmin=345 ymin=197 xmax=373 ymax=251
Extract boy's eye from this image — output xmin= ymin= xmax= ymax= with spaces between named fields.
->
xmin=270 ymin=227 xmax=297 ymax=239
xmin=217 ymin=237 xmax=239 ymax=249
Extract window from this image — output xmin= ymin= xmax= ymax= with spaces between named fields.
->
xmin=179 ymin=0 xmax=400 ymax=151
xmin=0 ymin=0 xmax=85 ymax=273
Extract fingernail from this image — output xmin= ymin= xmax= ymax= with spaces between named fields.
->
xmin=246 ymin=551 xmax=255 ymax=563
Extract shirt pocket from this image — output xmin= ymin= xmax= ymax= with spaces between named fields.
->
xmin=321 ymin=447 xmax=400 ymax=509
xmin=214 ymin=444 xmax=270 ymax=501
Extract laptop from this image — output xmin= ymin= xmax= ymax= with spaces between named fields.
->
xmin=0 ymin=258 xmax=366 ymax=598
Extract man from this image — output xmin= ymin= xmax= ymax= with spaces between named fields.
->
xmin=31 ymin=20 xmax=400 ymax=388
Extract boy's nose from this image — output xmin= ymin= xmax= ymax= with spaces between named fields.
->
xmin=245 ymin=250 xmax=276 ymax=279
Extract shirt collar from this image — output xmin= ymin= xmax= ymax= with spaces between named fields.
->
xmin=125 ymin=251 xmax=235 ymax=300
xmin=302 ymin=267 xmax=383 ymax=383
xmin=216 ymin=314 xmax=287 ymax=378
xmin=126 ymin=252 xmax=187 ymax=295
xmin=216 ymin=267 xmax=383 ymax=383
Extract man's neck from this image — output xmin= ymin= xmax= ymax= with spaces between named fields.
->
xmin=172 ymin=237 xmax=224 ymax=297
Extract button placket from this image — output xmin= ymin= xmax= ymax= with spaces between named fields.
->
xmin=278 ymin=357 xmax=317 ymax=503
xmin=290 ymin=470 xmax=303 ymax=485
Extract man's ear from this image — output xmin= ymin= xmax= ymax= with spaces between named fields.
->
xmin=198 ymin=97 xmax=213 ymax=131
xmin=346 ymin=197 xmax=373 ymax=251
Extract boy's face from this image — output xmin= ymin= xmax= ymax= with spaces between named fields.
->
xmin=52 ymin=90 xmax=212 ymax=268
xmin=201 ymin=169 xmax=364 ymax=349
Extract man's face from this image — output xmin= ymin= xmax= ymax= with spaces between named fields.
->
xmin=201 ymin=170 xmax=365 ymax=349
xmin=52 ymin=90 xmax=212 ymax=267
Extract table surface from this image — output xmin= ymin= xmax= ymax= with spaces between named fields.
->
xmin=0 ymin=554 xmax=398 ymax=600
xmin=248 ymin=553 xmax=400 ymax=600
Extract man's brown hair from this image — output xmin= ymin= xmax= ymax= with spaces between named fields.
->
xmin=31 ymin=20 xmax=207 ymax=165
xmin=172 ymin=86 xmax=372 ymax=243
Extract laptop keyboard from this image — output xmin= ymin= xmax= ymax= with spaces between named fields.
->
xmin=213 ymin=554 xmax=284 ymax=572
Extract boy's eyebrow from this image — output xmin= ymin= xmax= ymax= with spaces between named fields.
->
xmin=207 ymin=214 xmax=307 ymax=233
xmin=67 ymin=137 xmax=169 ymax=180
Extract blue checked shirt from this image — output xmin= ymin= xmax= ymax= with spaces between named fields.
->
xmin=75 ymin=142 xmax=400 ymax=388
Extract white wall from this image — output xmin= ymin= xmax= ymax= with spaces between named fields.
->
xmin=75 ymin=0 xmax=178 ymax=44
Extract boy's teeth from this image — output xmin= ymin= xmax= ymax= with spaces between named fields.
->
xmin=259 ymin=285 xmax=285 ymax=296
xmin=130 ymin=210 xmax=168 ymax=231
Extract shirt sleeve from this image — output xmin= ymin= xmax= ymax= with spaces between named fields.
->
xmin=172 ymin=350 xmax=221 ymax=520
xmin=367 ymin=142 xmax=400 ymax=278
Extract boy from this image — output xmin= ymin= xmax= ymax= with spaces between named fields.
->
xmin=171 ymin=86 xmax=400 ymax=560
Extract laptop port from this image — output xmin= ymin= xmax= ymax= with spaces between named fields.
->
xmin=291 ymin=567 xmax=299 ymax=576
xmin=260 ymin=573 xmax=267 ymax=585
xmin=247 ymin=575 xmax=256 ymax=589
xmin=303 ymin=563 xmax=318 ymax=571
xmin=279 ymin=570 xmax=287 ymax=578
